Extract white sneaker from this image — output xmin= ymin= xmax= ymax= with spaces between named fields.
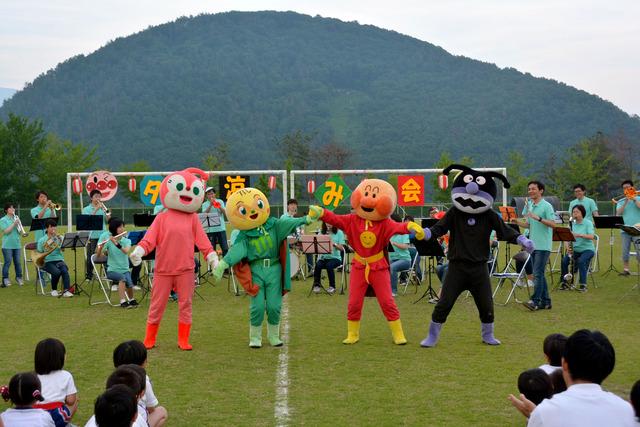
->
xmin=111 ymin=285 xmax=119 ymax=291
xmin=312 ymin=286 xmax=322 ymax=294
xmin=3 ymin=279 xmax=11 ymax=287
xmin=327 ymin=287 xmax=336 ymax=295
xmin=515 ymin=278 xmax=526 ymax=288
xmin=51 ymin=290 xmax=60 ymax=297
xmin=527 ymin=280 xmax=535 ymax=288
xmin=62 ymin=291 xmax=74 ymax=298
xmin=16 ymin=278 xmax=24 ymax=286
xmin=133 ymin=285 xmax=141 ymax=291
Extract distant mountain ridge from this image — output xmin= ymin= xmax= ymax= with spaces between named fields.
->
xmin=1 ymin=11 xmax=638 ymax=169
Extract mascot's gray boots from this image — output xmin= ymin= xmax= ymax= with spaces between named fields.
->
xmin=481 ymin=322 xmax=501 ymax=345
xmin=420 ymin=321 xmax=443 ymax=347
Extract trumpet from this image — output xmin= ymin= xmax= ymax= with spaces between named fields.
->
xmin=611 ymin=187 xmax=640 ymax=203
xmin=47 ymin=200 xmax=62 ymax=211
xmin=99 ymin=201 xmax=110 ymax=216
xmin=14 ymin=216 xmax=29 ymax=237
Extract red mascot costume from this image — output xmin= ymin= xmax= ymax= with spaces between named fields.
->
xmin=130 ymin=168 xmax=217 ymax=350
xmin=309 ymin=178 xmax=426 ymax=345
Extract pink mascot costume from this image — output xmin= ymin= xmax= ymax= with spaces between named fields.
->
xmin=130 ymin=168 xmax=217 ymax=350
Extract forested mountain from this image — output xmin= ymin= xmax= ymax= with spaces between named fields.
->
xmin=1 ymin=11 xmax=639 ymax=170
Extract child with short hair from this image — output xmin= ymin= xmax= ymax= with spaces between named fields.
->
xmin=539 ymin=333 xmax=567 ymax=374
xmin=113 ymin=340 xmax=167 ymax=427
xmin=1 ymin=372 xmax=54 ymax=426
xmin=517 ymin=368 xmax=553 ymax=405
xmin=85 ymin=365 xmax=148 ymax=427
xmin=92 ymin=384 xmax=138 ymax=427
xmin=33 ymin=338 xmax=77 ymax=427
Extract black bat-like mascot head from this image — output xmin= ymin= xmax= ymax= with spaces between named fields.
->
xmin=443 ymin=164 xmax=510 ymax=214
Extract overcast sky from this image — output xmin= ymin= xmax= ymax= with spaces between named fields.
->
xmin=1 ymin=0 xmax=638 ymax=115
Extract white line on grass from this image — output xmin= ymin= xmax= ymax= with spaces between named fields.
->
xmin=274 ymin=299 xmax=290 ymax=426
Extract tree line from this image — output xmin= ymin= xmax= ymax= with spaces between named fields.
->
xmin=1 ymin=114 xmax=635 ymax=211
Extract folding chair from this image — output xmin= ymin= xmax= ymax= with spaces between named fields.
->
xmin=22 ymin=242 xmax=36 ymax=282
xmin=587 ymin=235 xmax=599 ymax=288
xmin=487 ymin=241 xmax=499 ymax=276
xmin=89 ymin=254 xmax=118 ymax=306
xmin=492 ymin=251 xmax=532 ymax=306
xmin=399 ymin=253 xmax=421 ymax=295
xmin=33 ymin=264 xmax=47 ymax=296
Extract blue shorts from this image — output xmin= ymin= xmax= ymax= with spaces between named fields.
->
xmin=107 ymin=270 xmax=133 ymax=288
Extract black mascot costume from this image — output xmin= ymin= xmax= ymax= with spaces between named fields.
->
xmin=420 ymin=165 xmax=534 ymax=347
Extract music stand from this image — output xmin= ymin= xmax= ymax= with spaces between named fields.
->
xmin=76 ymin=214 xmax=104 ymax=288
xmin=301 ymin=235 xmax=333 ymax=295
xmin=617 ymin=225 xmax=640 ymax=301
xmin=133 ymin=213 xmax=156 ymax=227
xmin=199 ymin=212 xmax=221 ymax=229
xmin=594 ymin=216 xmax=623 ymax=276
xmin=413 ymin=236 xmax=445 ymax=304
xmin=29 ymin=217 xmax=57 ymax=233
xmin=60 ymin=231 xmax=90 ymax=297
xmin=549 ymin=227 xmax=576 ymax=287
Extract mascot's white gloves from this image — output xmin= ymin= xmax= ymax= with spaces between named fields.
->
xmin=206 ymin=251 xmax=219 ymax=270
xmin=129 ymin=246 xmax=145 ymax=266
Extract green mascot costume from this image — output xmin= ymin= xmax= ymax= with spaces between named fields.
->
xmin=214 ymin=188 xmax=316 ymax=347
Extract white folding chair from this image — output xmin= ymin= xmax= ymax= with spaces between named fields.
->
xmin=586 ymin=235 xmax=599 ymax=288
xmin=88 ymin=254 xmax=117 ymax=306
xmin=33 ymin=264 xmax=48 ymax=296
xmin=492 ymin=251 xmax=532 ymax=306
xmin=399 ymin=253 xmax=421 ymax=295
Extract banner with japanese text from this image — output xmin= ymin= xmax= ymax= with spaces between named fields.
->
xmin=397 ymin=175 xmax=424 ymax=206
xmin=139 ymin=175 xmax=164 ymax=206
xmin=313 ymin=175 xmax=352 ymax=211
xmin=219 ymin=175 xmax=251 ymax=200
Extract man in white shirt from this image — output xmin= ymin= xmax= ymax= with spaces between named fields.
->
xmin=509 ymin=329 xmax=636 ymax=426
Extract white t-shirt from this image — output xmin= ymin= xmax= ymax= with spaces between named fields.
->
xmin=1 ymin=407 xmax=55 ymax=426
xmin=538 ymin=364 xmax=561 ymax=375
xmin=528 ymin=383 xmax=636 ymax=427
xmin=84 ymin=404 xmax=147 ymax=427
xmin=141 ymin=375 xmax=159 ymax=408
xmin=38 ymin=370 xmax=77 ymax=404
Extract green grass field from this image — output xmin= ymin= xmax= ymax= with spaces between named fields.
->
xmin=1 ymin=231 xmax=638 ymax=426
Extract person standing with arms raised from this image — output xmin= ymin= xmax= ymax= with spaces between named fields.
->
xmin=615 ymin=180 xmax=640 ymax=276
xmin=515 ymin=181 xmax=555 ymax=311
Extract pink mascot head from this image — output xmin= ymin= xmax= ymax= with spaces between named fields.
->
xmin=160 ymin=167 xmax=209 ymax=213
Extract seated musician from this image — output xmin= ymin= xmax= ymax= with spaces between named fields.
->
xmin=37 ymin=219 xmax=72 ymax=297
xmin=312 ymin=222 xmax=345 ymax=294
xmin=97 ymin=218 xmax=138 ymax=308
xmin=560 ymin=204 xmax=595 ymax=292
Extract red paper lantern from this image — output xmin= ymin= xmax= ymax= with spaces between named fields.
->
xmin=307 ymin=179 xmax=316 ymax=194
xmin=72 ymin=177 xmax=83 ymax=195
xmin=268 ymin=175 xmax=277 ymax=190
xmin=128 ymin=177 xmax=137 ymax=193
xmin=438 ymin=174 xmax=448 ymax=190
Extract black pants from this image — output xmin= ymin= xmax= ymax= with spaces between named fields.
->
xmin=44 ymin=261 xmax=70 ymax=291
xmin=432 ymin=260 xmax=494 ymax=324
xmin=207 ymin=231 xmax=228 ymax=256
xmin=85 ymin=238 xmax=98 ymax=279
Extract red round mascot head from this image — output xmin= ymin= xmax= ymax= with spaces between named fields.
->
xmin=159 ymin=167 xmax=209 ymax=213
xmin=350 ymin=178 xmax=397 ymax=221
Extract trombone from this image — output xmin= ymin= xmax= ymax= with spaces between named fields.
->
xmin=14 ymin=216 xmax=29 ymax=237
xmin=47 ymin=200 xmax=62 ymax=211
xmin=611 ymin=187 xmax=640 ymax=203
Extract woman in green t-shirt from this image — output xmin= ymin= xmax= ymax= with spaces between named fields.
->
xmin=312 ymin=222 xmax=345 ymax=294
xmin=560 ymin=205 xmax=596 ymax=292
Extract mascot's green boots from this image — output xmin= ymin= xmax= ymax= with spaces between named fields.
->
xmin=249 ymin=323 xmax=284 ymax=348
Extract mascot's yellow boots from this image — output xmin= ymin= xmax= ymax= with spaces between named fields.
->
xmin=342 ymin=320 xmax=360 ymax=344
xmin=388 ymin=319 xmax=407 ymax=345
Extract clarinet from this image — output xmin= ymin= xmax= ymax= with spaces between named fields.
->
xmin=563 ymin=217 xmax=575 ymax=287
